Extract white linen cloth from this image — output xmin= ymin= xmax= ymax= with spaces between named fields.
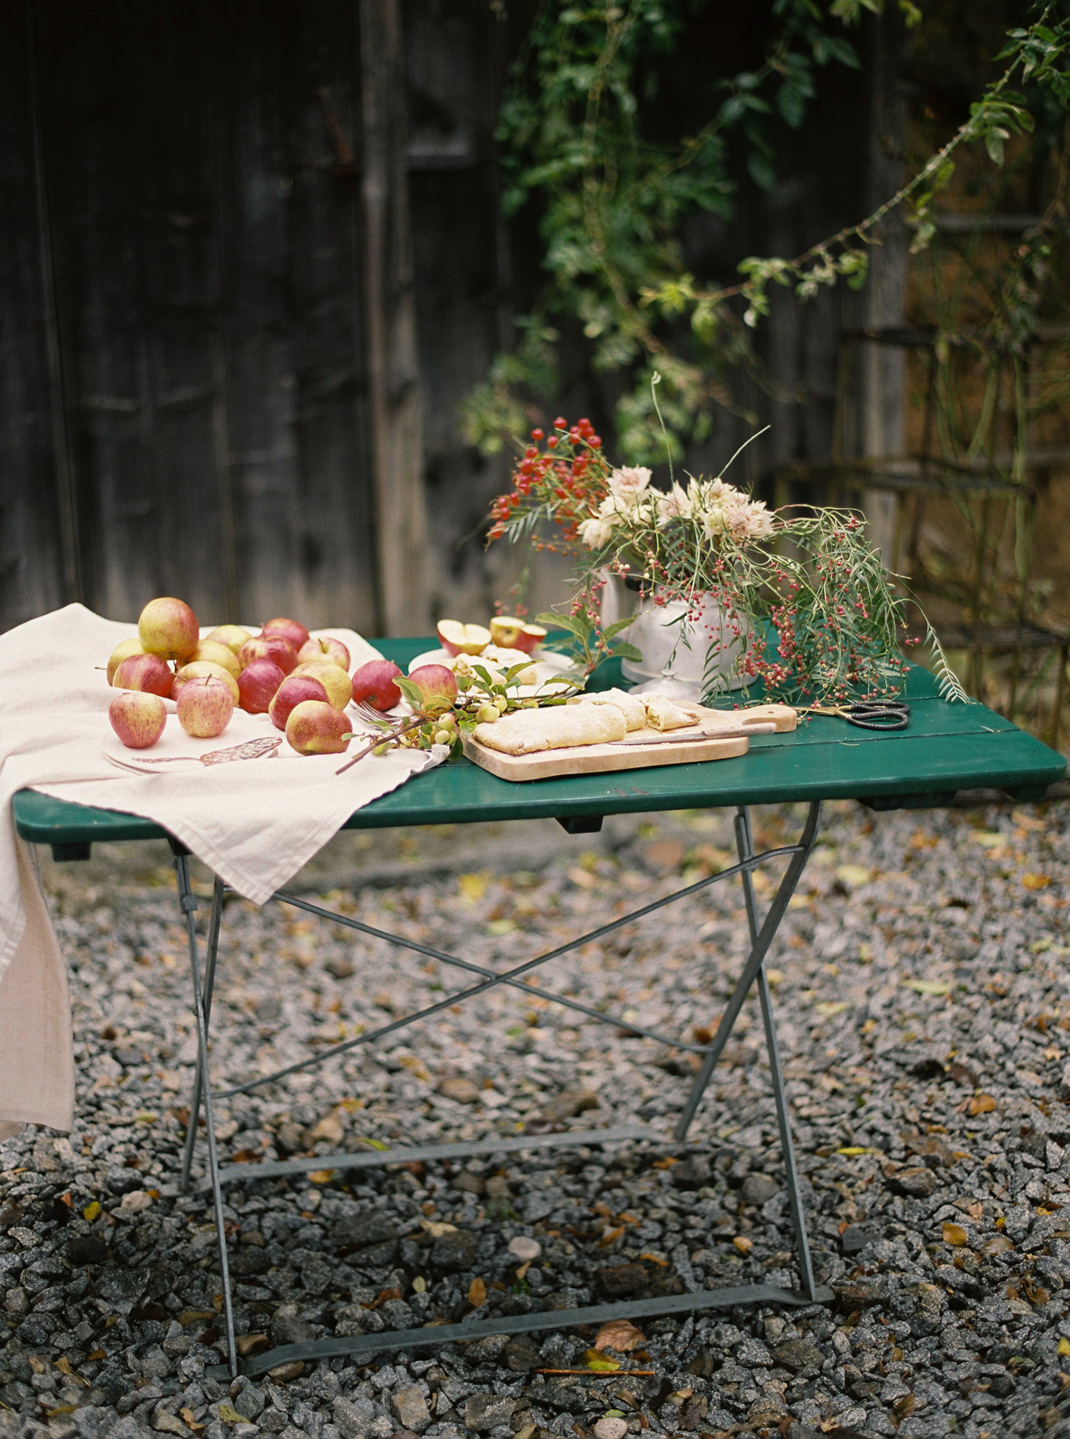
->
xmin=0 ymin=604 xmax=443 ymax=1136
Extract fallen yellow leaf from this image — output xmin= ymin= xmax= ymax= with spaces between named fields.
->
xmin=836 ymin=1146 xmax=873 ymax=1157
xmin=942 ymin=1223 xmax=968 ymax=1247
xmin=733 ymin=1236 xmax=753 ymax=1254
xmin=968 ymin=1093 xmax=997 ymax=1116
xmin=836 ymin=864 xmax=872 ymax=889
xmin=467 ymin=1276 xmax=487 ymax=1307
xmin=458 ymin=873 xmax=487 ymax=902
xmin=903 ymin=979 xmax=951 ymax=996
xmin=83 ymin=1201 xmax=100 ymax=1222
xmin=1058 ymin=1337 xmax=1070 ymax=1357
xmin=584 ymin=1350 xmax=621 ymax=1372
xmin=972 ymin=830 xmax=1004 ymax=848
xmin=412 ymin=1275 xmax=426 ymax=1293
xmin=308 ymin=1170 xmax=336 ymax=1184
xmin=1022 ymin=873 xmax=1052 ymax=890
xmin=815 ymin=1001 xmax=849 ymax=1018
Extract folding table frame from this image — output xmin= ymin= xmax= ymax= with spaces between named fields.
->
xmin=171 ymin=799 xmax=829 ymax=1380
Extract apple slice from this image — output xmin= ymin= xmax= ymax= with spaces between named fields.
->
xmin=489 ymin=616 xmax=547 ymax=654
xmin=436 ymin=620 xmax=491 ymax=657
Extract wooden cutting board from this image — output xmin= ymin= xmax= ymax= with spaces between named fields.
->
xmin=461 ymin=703 xmax=795 ymax=782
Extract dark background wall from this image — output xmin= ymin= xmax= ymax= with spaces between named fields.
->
xmin=0 ymin=0 xmax=902 ymax=636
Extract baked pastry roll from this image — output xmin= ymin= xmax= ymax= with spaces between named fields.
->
xmin=574 ymin=688 xmax=646 ymax=730
xmin=474 ymin=704 xmax=626 ymax=755
xmin=643 ymin=694 xmax=699 ymax=731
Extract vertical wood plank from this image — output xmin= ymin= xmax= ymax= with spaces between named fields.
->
xmin=0 ymin=2 xmax=68 ymax=629
xmin=359 ymin=0 xmax=429 ymax=634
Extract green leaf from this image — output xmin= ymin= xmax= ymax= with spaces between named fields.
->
xmin=395 ymin=677 xmax=424 ymax=708
xmin=608 ymin=641 xmax=644 ymax=662
xmin=602 ymin=617 xmax=636 ymax=641
xmin=776 ymin=82 xmax=807 ymax=129
xmin=984 ymin=129 xmax=1006 ymax=166
xmin=747 ymin=152 xmax=777 ymax=192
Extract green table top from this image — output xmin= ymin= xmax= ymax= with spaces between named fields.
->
xmin=13 ymin=639 xmax=1066 ymax=851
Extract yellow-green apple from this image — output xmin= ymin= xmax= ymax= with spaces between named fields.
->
xmin=269 ymin=674 xmax=329 ymax=730
xmin=138 ymin=597 xmax=199 ymax=662
xmin=285 ymin=700 xmax=354 ymax=754
xmin=113 ymin=653 xmax=174 ymax=698
xmin=172 ymin=661 xmax=240 ymax=704
xmin=436 ymin=620 xmax=491 ymax=657
xmin=261 ymin=617 xmax=310 ymax=652
xmin=239 ymin=634 xmax=297 ymax=675
xmin=204 ymin=624 xmax=252 ymax=654
xmin=177 ymin=676 xmax=234 ymax=738
xmin=237 ymin=659 xmax=286 ymax=713
xmin=297 ymin=635 xmax=351 ymax=670
xmin=188 ymin=639 xmax=241 ymax=679
xmin=109 ymin=691 xmax=166 ymax=749
xmin=407 ymin=664 xmax=458 ymax=716
xmin=351 ymin=660 xmax=403 ymax=711
xmin=293 ymin=660 xmax=351 ymax=710
xmin=106 ymin=637 xmax=144 ymax=684
xmin=489 ymin=616 xmax=546 ymax=654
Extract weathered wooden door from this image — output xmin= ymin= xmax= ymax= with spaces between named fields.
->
xmin=0 ymin=0 xmax=429 ymax=634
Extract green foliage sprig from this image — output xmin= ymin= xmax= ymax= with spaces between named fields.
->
xmin=463 ymin=2 xmax=1070 ymax=463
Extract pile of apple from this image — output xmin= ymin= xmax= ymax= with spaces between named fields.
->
xmin=106 ymin=596 xmax=361 ymax=756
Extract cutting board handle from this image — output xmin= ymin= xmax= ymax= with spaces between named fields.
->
xmin=741 ymin=704 xmax=798 ymax=732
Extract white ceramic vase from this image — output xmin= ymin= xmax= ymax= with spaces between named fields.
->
xmin=619 ymin=590 xmax=748 ymax=699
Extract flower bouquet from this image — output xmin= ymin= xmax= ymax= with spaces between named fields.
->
xmin=488 ymin=415 xmax=962 ymax=705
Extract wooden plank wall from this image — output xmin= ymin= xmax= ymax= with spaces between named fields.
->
xmin=0 ymin=1 xmax=901 ymax=637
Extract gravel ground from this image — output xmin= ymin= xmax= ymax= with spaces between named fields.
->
xmin=3 ymin=796 xmax=1070 ymax=1439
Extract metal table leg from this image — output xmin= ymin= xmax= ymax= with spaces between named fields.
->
xmin=734 ymin=807 xmax=817 ymax=1300
xmin=173 ymin=856 xmax=239 ymax=1378
xmin=180 ymin=876 xmax=224 ymax=1194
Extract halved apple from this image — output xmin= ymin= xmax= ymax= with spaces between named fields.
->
xmin=489 ymin=616 xmax=547 ymax=654
xmin=437 ymin=620 xmax=491 ymax=657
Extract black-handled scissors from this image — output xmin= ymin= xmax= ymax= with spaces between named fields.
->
xmin=800 ymin=700 xmax=910 ymax=731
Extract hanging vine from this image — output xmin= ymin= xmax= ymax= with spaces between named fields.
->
xmin=461 ymin=0 xmax=1070 ymax=463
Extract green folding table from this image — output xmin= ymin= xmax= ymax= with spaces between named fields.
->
xmin=12 ymin=642 xmax=1066 ymax=1380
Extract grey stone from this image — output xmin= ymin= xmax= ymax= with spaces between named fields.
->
xmin=391 ymin=1388 xmax=431 ymax=1433
xmin=463 ymin=1396 xmax=516 ymax=1431
xmin=772 ymin=1338 xmax=824 ymax=1374
xmin=327 ymin=1210 xmax=400 ymax=1252
xmin=431 ymin=1230 xmax=478 ymax=1273
xmin=234 ymin=1387 xmax=266 ymax=1421
xmin=740 ymin=1173 xmax=779 ymax=1206
xmin=888 ymin=1166 xmax=938 ymax=1198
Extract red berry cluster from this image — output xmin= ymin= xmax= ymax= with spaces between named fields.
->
xmin=487 ymin=417 xmax=609 ymax=551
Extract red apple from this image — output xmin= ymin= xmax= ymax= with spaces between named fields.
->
xmin=489 ymin=616 xmax=547 ymax=654
xmin=172 ymin=660 xmax=240 ymax=704
xmin=239 ymin=635 xmax=297 ymax=675
xmin=293 ymin=660 xmax=352 ymax=710
xmin=113 ymin=653 xmax=174 ymax=698
xmin=204 ymin=624 xmax=252 ymax=655
xmin=407 ymin=664 xmax=458 ymax=717
xmin=261 ymin=617 xmax=310 ymax=652
xmin=109 ymin=691 xmax=166 ymax=749
xmin=177 ymin=676 xmax=234 ymax=738
xmin=285 ymin=700 xmax=353 ymax=755
xmin=268 ymin=674 xmax=329 ymax=731
xmin=297 ymin=635 xmax=351 ymax=671
xmin=138 ymin=597 xmax=199 ymax=662
xmin=351 ymin=660 xmax=403 ymax=712
xmin=436 ymin=620 xmax=491 ymax=657
xmin=106 ymin=637 xmax=144 ymax=684
xmin=237 ymin=659 xmax=286 ymax=714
